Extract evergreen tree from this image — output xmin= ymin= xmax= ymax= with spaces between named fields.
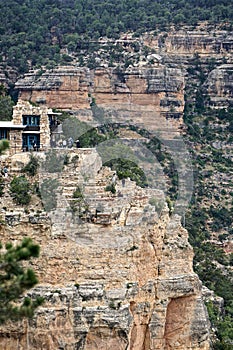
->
xmin=0 ymin=238 xmax=43 ymax=325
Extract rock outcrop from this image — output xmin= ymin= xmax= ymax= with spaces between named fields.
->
xmin=204 ymin=64 xmax=233 ymax=108
xmin=15 ymin=67 xmax=90 ymax=110
xmin=15 ymin=65 xmax=184 ymax=132
xmin=14 ymin=27 xmax=233 ymax=133
xmin=0 ymin=149 xmax=210 ymax=349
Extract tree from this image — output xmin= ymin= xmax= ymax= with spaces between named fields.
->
xmin=0 ymin=139 xmax=9 ymax=154
xmin=0 ymin=85 xmax=14 ymax=121
xmin=10 ymin=175 xmax=31 ymax=205
xmin=0 ymin=238 xmax=43 ymax=325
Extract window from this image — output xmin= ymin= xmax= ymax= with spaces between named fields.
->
xmin=0 ymin=129 xmax=9 ymax=139
xmin=22 ymin=115 xmax=40 ymax=126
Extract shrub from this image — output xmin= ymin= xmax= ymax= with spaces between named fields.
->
xmin=0 ymin=139 xmax=9 ymax=154
xmin=22 ymin=155 xmax=39 ymax=176
xmin=10 ymin=176 xmax=31 ymax=205
xmin=104 ymin=158 xmax=148 ymax=188
xmin=73 ymin=186 xmax=83 ymax=199
xmin=105 ymin=183 xmax=116 ymax=194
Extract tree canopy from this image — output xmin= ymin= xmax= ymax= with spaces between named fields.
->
xmin=0 ymin=0 xmax=232 ymax=73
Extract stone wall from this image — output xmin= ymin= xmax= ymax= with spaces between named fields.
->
xmin=9 ymin=129 xmax=23 ymax=154
xmin=12 ymin=100 xmax=52 ymax=149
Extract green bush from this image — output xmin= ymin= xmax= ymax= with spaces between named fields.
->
xmin=10 ymin=176 xmax=31 ymax=205
xmin=105 ymin=183 xmax=116 ymax=194
xmin=22 ymin=155 xmax=39 ymax=176
xmin=79 ymin=128 xmax=107 ymax=147
xmin=0 ymin=238 xmax=44 ymax=325
xmin=104 ymin=158 xmax=148 ymax=188
xmin=73 ymin=186 xmax=83 ymax=200
xmin=0 ymin=139 xmax=9 ymax=154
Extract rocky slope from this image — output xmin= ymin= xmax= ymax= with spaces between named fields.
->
xmin=0 ymin=149 xmax=210 ymax=350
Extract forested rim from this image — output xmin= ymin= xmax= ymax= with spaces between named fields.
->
xmin=0 ymin=0 xmax=233 ymax=73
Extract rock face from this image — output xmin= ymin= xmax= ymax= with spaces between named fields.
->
xmin=15 ymin=65 xmax=184 ymax=131
xmin=146 ymin=28 xmax=233 ymax=55
xmin=14 ymin=27 xmax=233 ymax=133
xmin=0 ymin=149 xmax=210 ymax=349
xmin=204 ymin=64 xmax=233 ymax=108
xmin=15 ymin=67 xmax=90 ymax=110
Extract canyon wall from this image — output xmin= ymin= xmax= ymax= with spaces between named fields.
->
xmin=15 ymin=65 xmax=184 ymax=133
xmin=2 ymin=26 xmax=233 ymax=349
xmin=15 ymin=27 xmax=233 ymax=123
xmin=0 ymin=149 xmax=210 ymax=350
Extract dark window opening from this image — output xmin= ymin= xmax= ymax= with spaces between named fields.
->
xmin=23 ymin=115 xmax=40 ymax=126
xmin=0 ymin=129 xmax=9 ymax=139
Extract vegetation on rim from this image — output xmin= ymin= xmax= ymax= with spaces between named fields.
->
xmin=0 ymin=0 xmax=232 ymax=73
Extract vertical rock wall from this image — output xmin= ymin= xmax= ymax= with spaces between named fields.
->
xmin=0 ymin=150 xmax=210 ymax=349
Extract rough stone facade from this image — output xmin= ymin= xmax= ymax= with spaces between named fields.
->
xmin=12 ymin=100 xmax=52 ymax=150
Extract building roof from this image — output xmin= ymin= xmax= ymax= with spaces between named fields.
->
xmin=0 ymin=121 xmax=26 ymax=129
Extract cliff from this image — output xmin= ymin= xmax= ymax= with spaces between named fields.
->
xmin=0 ymin=149 xmax=210 ymax=350
xmin=14 ymin=27 xmax=233 ymax=136
xmin=15 ymin=64 xmax=184 ymax=133
xmin=1 ymin=25 xmax=233 ymax=349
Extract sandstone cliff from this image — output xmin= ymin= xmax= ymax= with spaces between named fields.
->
xmin=2 ymin=25 xmax=233 ymax=349
xmin=13 ymin=27 xmax=233 ymax=143
xmin=0 ymin=149 xmax=210 ymax=350
xmin=15 ymin=64 xmax=184 ymax=134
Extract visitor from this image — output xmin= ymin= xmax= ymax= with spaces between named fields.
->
xmin=3 ymin=166 xmax=8 ymax=178
xmin=68 ymin=137 xmax=74 ymax=148
xmin=111 ymin=173 xmax=117 ymax=184
xmin=62 ymin=139 xmax=67 ymax=148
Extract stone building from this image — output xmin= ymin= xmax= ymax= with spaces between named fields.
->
xmin=0 ymin=100 xmax=60 ymax=154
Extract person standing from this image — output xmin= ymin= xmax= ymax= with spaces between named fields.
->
xmin=62 ymin=139 xmax=67 ymax=148
xmin=3 ymin=166 xmax=8 ymax=178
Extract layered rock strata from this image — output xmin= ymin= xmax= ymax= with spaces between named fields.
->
xmin=0 ymin=149 xmax=210 ymax=349
xmin=15 ymin=67 xmax=90 ymax=110
xmin=15 ymin=65 xmax=184 ymax=133
xmin=14 ymin=27 xmax=233 ymax=132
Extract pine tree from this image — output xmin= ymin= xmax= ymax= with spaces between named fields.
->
xmin=0 ymin=238 xmax=43 ymax=325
